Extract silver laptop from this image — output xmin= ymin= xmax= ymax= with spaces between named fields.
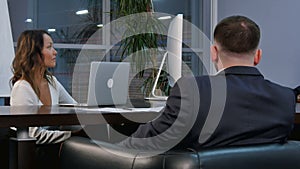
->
xmin=60 ymin=62 xmax=130 ymax=107
xmin=86 ymin=61 xmax=130 ymax=106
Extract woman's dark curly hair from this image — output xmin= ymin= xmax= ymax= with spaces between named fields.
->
xmin=11 ymin=29 xmax=54 ymax=97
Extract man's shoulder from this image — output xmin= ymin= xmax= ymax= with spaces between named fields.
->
xmin=173 ymin=75 xmax=215 ymax=94
xmin=176 ymin=75 xmax=211 ymax=86
xmin=264 ymin=80 xmax=295 ymax=100
xmin=179 ymin=75 xmax=211 ymax=82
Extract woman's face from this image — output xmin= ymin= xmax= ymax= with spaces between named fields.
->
xmin=41 ymin=34 xmax=57 ymax=68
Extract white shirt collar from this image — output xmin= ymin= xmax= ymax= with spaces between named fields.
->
xmin=214 ymin=68 xmax=225 ymax=75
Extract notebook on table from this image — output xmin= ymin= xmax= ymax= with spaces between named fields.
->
xmin=60 ymin=61 xmax=130 ymax=107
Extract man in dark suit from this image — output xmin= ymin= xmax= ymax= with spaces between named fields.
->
xmin=119 ymin=15 xmax=296 ymax=151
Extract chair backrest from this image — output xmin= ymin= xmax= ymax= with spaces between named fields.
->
xmin=60 ymin=137 xmax=300 ymax=169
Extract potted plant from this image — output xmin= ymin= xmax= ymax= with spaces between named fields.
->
xmin=68 ymin=0 xmax=170 ymax=100
xmin=115 ymin=0 xmax=170 ymax=97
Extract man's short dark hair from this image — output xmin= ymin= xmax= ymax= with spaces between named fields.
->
xmin=214 ymin=15 xmax=260 ymax=54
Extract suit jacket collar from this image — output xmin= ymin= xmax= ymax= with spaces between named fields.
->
xmin=221 ymin=66 xmax=263 ymax=77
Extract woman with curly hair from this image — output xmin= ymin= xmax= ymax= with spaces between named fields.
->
xmin=10 ymin=29 xmax=77 ymax=144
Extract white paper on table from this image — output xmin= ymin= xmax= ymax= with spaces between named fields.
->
xmin=77 ymin=106 xmax=165 ymax=113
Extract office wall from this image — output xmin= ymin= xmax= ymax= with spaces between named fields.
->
xmin=8 ymin=0 xmax=31 ymax=41
xmin=218 ymin=0 xmax=300 ymax=88
xmin=0 ymin=0 xmax=15 ymax=97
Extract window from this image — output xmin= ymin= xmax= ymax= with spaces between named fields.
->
xmin=8 ymin=0 xmax=214 ymax=101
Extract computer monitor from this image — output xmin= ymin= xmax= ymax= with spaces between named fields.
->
xmin=147 ymin=14 xmax=183 ymax=101
xmin=166 ymin=14 xmax=183 ymax=87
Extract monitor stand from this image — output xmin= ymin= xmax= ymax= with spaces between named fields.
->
xmin=144 ymin=52 xmax=168 ymax=101
xmin=144 ymin=96 xmax=168 ymax=101
xmin=144 ymin=92 xmax=168 ymax=101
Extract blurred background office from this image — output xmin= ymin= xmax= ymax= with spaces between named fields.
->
xmin=2 ymin=0 xmax=213 ymax=105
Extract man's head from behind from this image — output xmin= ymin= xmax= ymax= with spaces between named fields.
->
xmin=211 ymin=15 xmax=262 ymax=71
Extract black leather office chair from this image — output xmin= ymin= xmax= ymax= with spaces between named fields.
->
xmin=60 ymin=136 xmax=300 ymax=169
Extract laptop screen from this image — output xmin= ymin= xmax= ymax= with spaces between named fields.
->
xmin=87 ymin=62 xmax=130 ymax=106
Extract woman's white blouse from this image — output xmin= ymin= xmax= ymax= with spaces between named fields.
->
xmin=10 ymin=76 xmax=77 ymax=144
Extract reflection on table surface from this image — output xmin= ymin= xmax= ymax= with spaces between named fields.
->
xmin=1 ymin=102 xmax=297 ymax=127
xmin=0 ymin=104 xmax=163 ymax=128
xmin=1 ymin=99 xmax=166 ymax=115
xmin=0 ymin=105 xmax=75 ymax=115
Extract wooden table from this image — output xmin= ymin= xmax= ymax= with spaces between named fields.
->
xmin=295 ymin=103 xmax=300 ymax=124
xmin=295 ymin=113 xmax=300 ymax=124
xmin=1 ymin=103 xmax=299 ymax=169
xmin=0 ymin=105 xmax=161 ymax=169
xmin=295 ymin=112 xmax=300 ymax=124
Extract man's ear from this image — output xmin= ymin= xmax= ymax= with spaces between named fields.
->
xmin=254 ymin=49 xmax=262 ymax=66
xmin=211 ymin=45 xmax=218 ymax=62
